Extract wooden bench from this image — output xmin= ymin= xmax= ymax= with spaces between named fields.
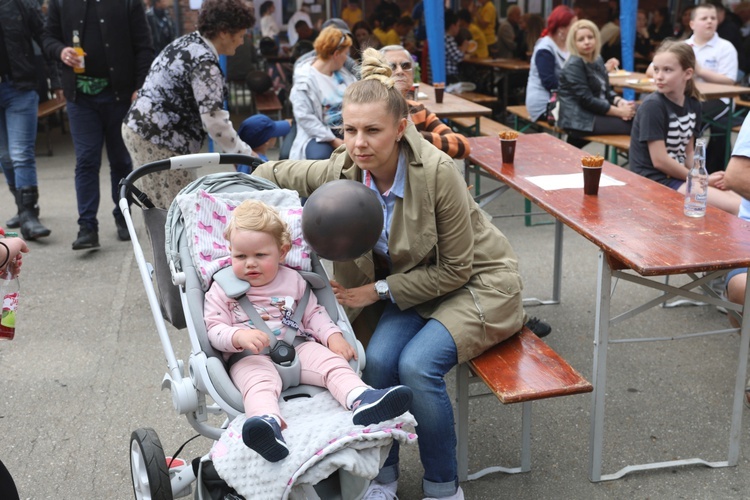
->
xmin=253 ymin=91 xmax=283 ymax=120
xmin=37 ymin=98 xmax=67 ymax=156
xmin=455 ymin=326 xmax=592 ymax=481
xmin=451 ymin=116 xmax=514 ymax=137
xmin=454 ymin=91 xmax=498 ymax=106
xmin=582 ymin=134 xmax=631 ymax=165
xmin=506 ymin=105 xmax=564 ymax=136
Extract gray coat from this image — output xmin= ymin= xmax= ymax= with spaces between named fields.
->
xmin=558 ymin=55 xmax=617 ymax=133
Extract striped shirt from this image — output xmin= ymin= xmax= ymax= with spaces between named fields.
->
xmin=408 ymin=99 xmax=470 ymax=159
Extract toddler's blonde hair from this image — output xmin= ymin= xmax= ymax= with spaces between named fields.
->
xmin=223 ymin=199 xmax=291 ymax=250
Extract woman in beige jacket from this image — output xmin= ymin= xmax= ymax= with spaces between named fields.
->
xmin=254 ymin=48 xmax=530 ymax=500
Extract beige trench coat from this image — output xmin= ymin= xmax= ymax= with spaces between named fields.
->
xmin=254 ymin=124 xmax=525 ymax=363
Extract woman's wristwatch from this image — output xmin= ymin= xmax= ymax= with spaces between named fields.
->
xmin=374 ymin=280 xmax=390 ymax=300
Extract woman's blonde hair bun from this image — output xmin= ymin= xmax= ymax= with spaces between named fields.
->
xmin=359 ymin=47 xmax=395 ymax=89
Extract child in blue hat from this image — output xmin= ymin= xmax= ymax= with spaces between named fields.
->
xmin=237 ymin=115 xmax=292 ymax=173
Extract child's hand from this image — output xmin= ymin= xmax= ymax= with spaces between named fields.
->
xmin=233 ymin=328 xmax=271 ymax=354
xmin=327 ymin=332 xmax=357 ymax=361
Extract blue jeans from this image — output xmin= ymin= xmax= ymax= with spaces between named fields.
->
xmin=304 ymin=139 xmax=335 ymax=160
xmin=0 ymin=82 xmax=39 ymax=190
xmin=363 ymin=303 xmax=459 ymax=498
xmin=66 ymin=88 xmax=132 ymax=231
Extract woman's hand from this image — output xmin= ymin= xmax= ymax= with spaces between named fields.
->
xmin=232 ymin=328 xmax=271 ymax=354
xmin=616 ymin=100 xmax=636 ymax=120
xmin=709 ymin=171 xmax=729 ymax=190
xmin=605 ymin=57 xmax=620 ymax=72
xmin=327 ymin=332 xmax=357 ymax=361
xmin=331 ymin=280 xmax=379 ymax=309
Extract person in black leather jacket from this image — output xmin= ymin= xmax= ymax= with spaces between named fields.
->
xmin=0 ymin=0 xmax=60 ymax=241
xmin=558 ymin=19 xmax=635 ymax=147
xmin=42 ymin=0 xmax=154 ymax=250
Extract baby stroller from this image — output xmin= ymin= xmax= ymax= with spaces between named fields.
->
xmin=119 ymin=153 xmax=415 ymax=500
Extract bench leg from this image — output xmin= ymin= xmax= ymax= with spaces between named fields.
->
xmin=43 ymin=117 xmax=52 ymax=156
xmin=521 ymin=401 xmax=532 ymax=472
xmin=455 ymin=362 xmax=532 ymax=482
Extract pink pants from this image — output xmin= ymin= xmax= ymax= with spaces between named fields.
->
xmin=230 ymin=341 xmax=366 ymax=428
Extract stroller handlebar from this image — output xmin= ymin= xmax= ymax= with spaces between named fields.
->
xmin=119 ymin=153 xmax=264 ymax=206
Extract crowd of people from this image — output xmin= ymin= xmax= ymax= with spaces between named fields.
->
xmin=6 ymin=1 xmax=750 ymax=499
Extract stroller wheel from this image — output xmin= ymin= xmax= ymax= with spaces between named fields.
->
xmin=130 ymin=428 xmax=173 ymax=500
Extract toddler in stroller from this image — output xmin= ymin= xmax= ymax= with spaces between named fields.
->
xmin=119 ymin=155 xmax=417 ymax=500
xmin=204 ymin=199 xmax=412 ymax=462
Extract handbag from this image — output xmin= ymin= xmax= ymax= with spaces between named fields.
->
xmin=545 ymin=90 xmax=559 ymax=126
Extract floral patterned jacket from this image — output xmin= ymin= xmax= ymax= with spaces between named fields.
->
xmin=124 ymin=31 xmax=251 ymax=156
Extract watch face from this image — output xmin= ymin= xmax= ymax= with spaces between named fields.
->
xmin=376 ymin=281 xmax=388 ymax=295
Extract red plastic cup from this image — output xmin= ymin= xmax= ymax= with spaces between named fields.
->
xmin=582 ymin=166 xmax=602 ymax=195
xmin=500 ymin=139 xmax=517 ymax=165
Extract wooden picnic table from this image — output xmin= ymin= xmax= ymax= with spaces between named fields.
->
xmin=463 ymin=58 xmax=531 ymax=120
xmin=609 ymin=71 xmax=749 ymax=100
xmin=465 ymin=133 xmax=750 ymax=483
xmin=414 ymin=83 xmax=492 ymax=134
xmin=416 ymin=83 xmax=492 ymax=119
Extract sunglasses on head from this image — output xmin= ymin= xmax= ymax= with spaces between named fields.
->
xmin=389 ymin=61 xmax=413 ymax=71
xmin=335 ymin=34 xmax=349 ymax=51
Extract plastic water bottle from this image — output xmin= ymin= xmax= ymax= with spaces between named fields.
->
xmin=684 ymin=139 xmax=708 ymax=217
xmin=0 ymin=232 xmax=20 ymax=340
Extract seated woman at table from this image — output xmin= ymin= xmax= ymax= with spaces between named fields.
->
xmin=630 ymin=41 xmax=740 ymax=215
xmin=254 ymin=47 xmax=548 ymax=500
xmin=525 ymin=5 xmax=577 ymax=123
xmin=289 ymin=26 xmax=358 ymax=160
xmin=558 ymin=20 xmax=635 ymax=147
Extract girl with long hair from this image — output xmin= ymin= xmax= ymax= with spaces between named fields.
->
xmin=630 ymin=40 xmax=740 ymax=215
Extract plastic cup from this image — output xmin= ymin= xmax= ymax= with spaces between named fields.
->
xmin=582 ymin=166 xmax=603 ymax=195
xmin=500 ymin=139 xmax=517 ymax=165
xmin=434 ymin=82 xmax=445 ymax=104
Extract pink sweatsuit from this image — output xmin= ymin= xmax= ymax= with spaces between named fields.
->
xmin=204 ymin=266 xmax=365 ymax=425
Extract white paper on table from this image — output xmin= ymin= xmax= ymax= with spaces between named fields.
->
xmin=417 ymin=92 xmax=428 ymax=100
xmin=525 ymin=173 xmax=626 ymax=191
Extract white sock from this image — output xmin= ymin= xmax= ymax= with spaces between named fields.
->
xmin=346 ymin=386 xmax=368 ymax=409
xmin=264 ymin=414 xmax=282 ymax=426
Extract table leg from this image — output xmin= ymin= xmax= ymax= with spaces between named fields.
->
xmin=522 ymin=218 xmax=563 ymax=306
xmin=589 ymin=251 xmax=612 ymax=482
xmin=552 ymin=219 xmax=563 ymax=303
xmin=728 ymin=278 xmax=750 ymax=464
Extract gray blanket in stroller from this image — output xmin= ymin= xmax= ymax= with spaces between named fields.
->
xmin=210 ymin=391 xmax=416 ymax=499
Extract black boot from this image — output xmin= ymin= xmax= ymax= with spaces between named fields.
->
xmin=17 ymin=187 xmax=51 ymax=240
xmin=6 ymin=187 xmax=19 ymax=228
xmin=72 ymin=226 xmax=99 ymax=250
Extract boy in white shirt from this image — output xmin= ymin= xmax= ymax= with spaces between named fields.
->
xmin=687 ymin=3 xmax=738 ymax=172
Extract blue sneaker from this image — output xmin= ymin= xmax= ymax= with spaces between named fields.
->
xmin=242 ymin=415 xmax=289 ymax=462
xmin=352 ymin=386 xmax=413 ymax=426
